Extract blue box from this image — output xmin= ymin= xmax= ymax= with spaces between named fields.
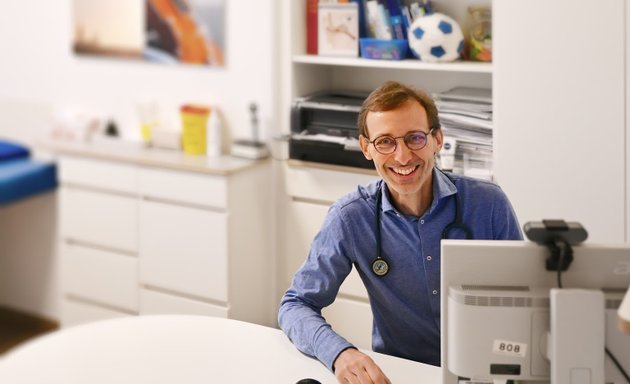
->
xmin=359 ymin=38 xmax=408 ymax=60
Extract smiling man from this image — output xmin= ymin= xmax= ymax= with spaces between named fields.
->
xmin=279 ymin=81 xmax=523 ymax=384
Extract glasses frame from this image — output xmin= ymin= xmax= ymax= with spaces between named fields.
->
xmin=366 ymin=127 xmax=436 ymax=155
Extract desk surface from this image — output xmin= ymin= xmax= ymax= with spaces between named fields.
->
xmin=0 ymin=315 xmax=440 ymax=383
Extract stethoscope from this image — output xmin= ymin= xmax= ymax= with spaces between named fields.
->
xmin=371 ymin=169 xmax=473 ymax=277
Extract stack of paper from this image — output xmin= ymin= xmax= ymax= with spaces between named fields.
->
xmin=434 ymin=87 xmax=493 ymax=180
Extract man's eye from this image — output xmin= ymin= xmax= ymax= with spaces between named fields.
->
xmin=376 ymin=137 xmax=394 ymax=146
xmin=407 ymin=133 xmax=426 ymax=144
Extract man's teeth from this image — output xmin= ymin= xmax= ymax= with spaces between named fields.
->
xmin=393 ymin=166 xmax=416 ymax=175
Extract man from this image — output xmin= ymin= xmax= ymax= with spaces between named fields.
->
xmin=278 ymin=81 xmax=522 ymax=383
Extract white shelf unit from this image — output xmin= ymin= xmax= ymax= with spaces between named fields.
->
xmin=280 ymin=0 xmax=630 ymax=354
xmin=280 ymin=0 xmax=494 ymax=140
xmin=279 ymin=0 xmax=493 ymax=349
xmin=292 ymin=54 xmax=493 ymax=73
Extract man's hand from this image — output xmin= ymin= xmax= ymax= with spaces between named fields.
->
xmin=333 ymin=348 xmax=392 ymax=384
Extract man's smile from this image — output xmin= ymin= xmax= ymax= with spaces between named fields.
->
xmin=390 ymin=164 xmax=419 ymax=176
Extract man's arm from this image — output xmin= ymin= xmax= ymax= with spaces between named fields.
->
xmin=278 ymin=204 xmax=358 ymax=371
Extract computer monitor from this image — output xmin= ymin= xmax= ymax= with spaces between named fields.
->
xmin=440 ymin=240 xmax=630 ymax=384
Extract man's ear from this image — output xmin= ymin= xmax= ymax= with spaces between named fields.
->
xmin=433 ymin=128 xmax=444 ymax=153
xmin=359 ymin=135 xmax=372 ymax=160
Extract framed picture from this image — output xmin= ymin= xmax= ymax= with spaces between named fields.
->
xmin=72 ymin=0 xmax=225 ymax=67
xmin=318 ymin=3 xmax=359 ymax=57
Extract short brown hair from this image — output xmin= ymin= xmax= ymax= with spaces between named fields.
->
xmin=357 ymin=81 xmax=440 ymax=138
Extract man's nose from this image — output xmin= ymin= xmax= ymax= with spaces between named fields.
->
xmin=393 ymin=138 xmax=413 ymax=164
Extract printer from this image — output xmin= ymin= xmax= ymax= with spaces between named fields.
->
xmin=290 ymin=91 xmax=374 ymax=169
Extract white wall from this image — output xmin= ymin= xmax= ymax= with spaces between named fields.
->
xmin=0 ymin=0 xmax=280 ymax=145
xmin=0 ymin=0 xmax=279 ymax=321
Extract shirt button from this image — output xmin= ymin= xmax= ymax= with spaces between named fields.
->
xmin=426 ymin=255 xmax=432 ymax=261
xmin=432 ymin=289 xmax=438 ymax=295
xmin=420 ymin=219 xmax=425 ymax=224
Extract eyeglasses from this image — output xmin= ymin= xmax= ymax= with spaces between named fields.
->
xmin=366 ymin=128 xmax=435 ymax=155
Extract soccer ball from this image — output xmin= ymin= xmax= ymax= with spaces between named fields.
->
xmin=408 ymin=13 xmax=464 ymax=63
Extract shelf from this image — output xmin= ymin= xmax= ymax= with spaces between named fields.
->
xmin=292 ymin=55 xmax=493 ymax=74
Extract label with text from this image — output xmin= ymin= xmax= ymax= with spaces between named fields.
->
xmin=492 ymin=340 xmax=527 ymax=358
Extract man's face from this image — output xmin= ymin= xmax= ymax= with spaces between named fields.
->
xmin=359 ymin=100 xmax=443 ymax=204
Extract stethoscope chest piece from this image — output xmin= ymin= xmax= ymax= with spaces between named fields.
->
xmin=372 ymin=258 xmax=389 ymax=276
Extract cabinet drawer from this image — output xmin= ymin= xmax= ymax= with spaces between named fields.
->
xmin=60 ymin=188 xmax=138 ymax=252
xmin=139 ymin=200 xmax=228 ymax=302
xmin=139 ymin=288 xmax=228 ymax=318
xmin=138 ymin=167 xmax=227 ymax=209
xmin=61 ymin=298 xmax=132 ymax=328
xmin=62 ymin=243 xmax=138 ymax=311
xmin=286 ymin=164 xmax=379 ymax=203
xmin=322 ymin=297 xmax=372 ymax=350
xmin=59 ymin=156 xmax=137 ymax=194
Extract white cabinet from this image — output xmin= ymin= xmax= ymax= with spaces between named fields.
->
xmin=139 ymin=200 xmax=229 ymax=304
xmin=60 ymin=188 xmax=138 ymax=253
xmin=56 ymin=147 xmax=273 ymax=328
xmin=58 ymin=157 xmax=139 ymax=325
xmin=139 ymin=288 xmax=229 ymax=318
xmin=63 ymin=243 xmax=139 ymax=312
xmin=493 ymin=0 xmax=627 ymax=242
xmin=61 ymin=300 xmax=132 ymax=328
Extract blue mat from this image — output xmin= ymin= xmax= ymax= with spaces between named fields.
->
xmin=0 ymin=140 xmax=30 ymax=161
xmin=0 ymin=158 xmax=57 ymax=205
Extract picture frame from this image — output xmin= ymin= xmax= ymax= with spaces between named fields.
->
xmin=72 ymin=0 xmax=225 ymax=67
xmin=318 ymin=3 xmax=359 ymax=57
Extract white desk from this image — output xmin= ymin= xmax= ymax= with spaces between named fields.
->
xmin=0 ymin=315 xmax=440 ymax=383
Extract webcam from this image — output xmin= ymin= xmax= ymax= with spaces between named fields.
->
xmin=524 ymin=220 xmax=588 ymax=272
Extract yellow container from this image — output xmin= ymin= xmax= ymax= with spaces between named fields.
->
xmin=141 ymin=122 xmax=154 ymax=142
xmin=180 ymin=104 xmax=210 ymax=155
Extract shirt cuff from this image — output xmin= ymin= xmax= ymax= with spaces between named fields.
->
xmin=315 ymin=333 xmax=356 ymax=371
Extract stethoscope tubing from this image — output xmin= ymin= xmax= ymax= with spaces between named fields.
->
xmin=371 ymin=169 xmax=472 ymax=277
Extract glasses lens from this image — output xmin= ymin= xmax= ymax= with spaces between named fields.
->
xmin=374 ymin=136 xmax=396 ymax=154
xmin=405 ymin=131 xmax=428 ymax=150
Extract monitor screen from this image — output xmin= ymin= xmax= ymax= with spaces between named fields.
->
xmin=440 ymin=240 xmax=630 ymax=384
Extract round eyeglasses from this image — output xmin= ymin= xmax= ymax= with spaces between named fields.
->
xmin=366 ymin=128 xmax=435 ymax=155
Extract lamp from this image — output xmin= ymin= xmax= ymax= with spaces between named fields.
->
xmin=619 ymin=285 xmax=630 ymax=334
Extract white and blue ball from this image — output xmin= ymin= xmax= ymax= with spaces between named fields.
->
xmin=408 ymin=13 xmax=464 ymax=62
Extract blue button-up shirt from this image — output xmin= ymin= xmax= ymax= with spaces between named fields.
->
xmin=278 ymin=170 xmax=523 ymax=371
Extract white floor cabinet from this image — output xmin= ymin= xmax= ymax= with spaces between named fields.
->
xmin=56 ymin=146 xmax=273 ymax=327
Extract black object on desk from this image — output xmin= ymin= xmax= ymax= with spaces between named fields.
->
xmin=296 ymin=379 xmax=321 ymax=384
xmin=105 ymin=120 xmax=119 ymax=137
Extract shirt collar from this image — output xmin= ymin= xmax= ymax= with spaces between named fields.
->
xmin=379 ymin=168 xmax=458 ymax=215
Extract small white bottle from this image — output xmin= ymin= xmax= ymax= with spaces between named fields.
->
xmin=206 ymin=108 xmax=222 ymax=157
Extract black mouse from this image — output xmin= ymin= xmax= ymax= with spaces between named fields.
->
xmin=296 ymin=379 xmax=321 ymax=384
